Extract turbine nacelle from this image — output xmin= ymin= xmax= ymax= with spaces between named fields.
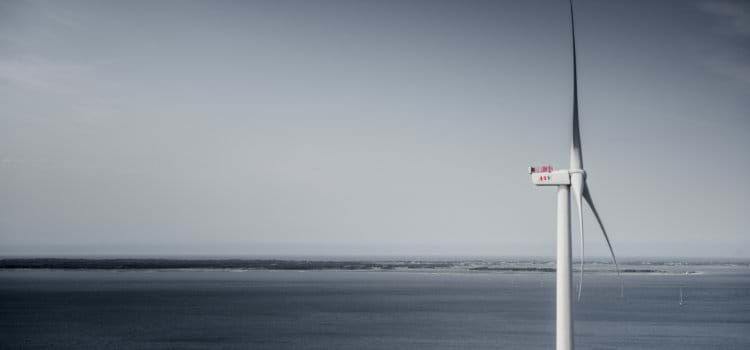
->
xmin=528 ymin=167 xmax=586 ymax=186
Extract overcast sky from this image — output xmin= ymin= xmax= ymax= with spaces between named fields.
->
xmin=1 ymin=0 xmax=748 ymax=258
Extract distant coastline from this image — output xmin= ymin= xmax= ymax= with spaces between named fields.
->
xmin=0 ymin=258 xmax=730 ymax=274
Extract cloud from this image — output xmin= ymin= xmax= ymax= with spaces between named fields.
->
xmin=701 ymin=56 xmax=750 ymax=88
xmin=703 ymin=53 xmax=750 ymax=85
xmin=0 ymin=56 xmax=120 ymax=123
xmin=0 ymin=1 xmax=88 ymax=93
xmin=699 ymin=1 xmax=750 ymax=36
xmin=696 ymin=1 xmax=750 ymax=85
xmin=0 ymin=56 xmax=90 ymax=94
xmin=20 ymin=0 xmax=85 ymax=30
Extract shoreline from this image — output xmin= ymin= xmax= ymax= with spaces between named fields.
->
xmin=0 ymin=258 xmax=721 ymax=274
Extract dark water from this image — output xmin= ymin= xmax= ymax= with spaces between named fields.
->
xmin=1 ymin=269 xmax=748 ymax=349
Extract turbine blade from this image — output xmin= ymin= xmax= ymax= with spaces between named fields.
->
xmin=582 ymin=184 xmax=623 ymax=297
xmin=571 ymin=174 xmax=584 ymax=301
xmin=569 ymin=0 xmax=583 ymax=171
xmin=570 ymin=111 xmax=583 ymax=170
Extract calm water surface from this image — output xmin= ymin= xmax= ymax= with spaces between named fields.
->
xmin=1 ymin=269 xmax=748 ymax=349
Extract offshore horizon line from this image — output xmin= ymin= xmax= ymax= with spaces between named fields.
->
xmin=0 ymin=257 xmax=728 ymax=273
xmin=0 ymin=242 xmax=745 ymax=260
xmin=0 ymin=255 xmax=747 ymax=265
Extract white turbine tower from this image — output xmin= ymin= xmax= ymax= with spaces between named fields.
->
xmin=528 ymin=1 xmax=621 ymax=350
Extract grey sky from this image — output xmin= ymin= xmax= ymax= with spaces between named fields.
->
xmin=1 ymin=0 xmax=748 ymax=258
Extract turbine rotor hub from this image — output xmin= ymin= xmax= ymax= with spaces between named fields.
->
xmin=569 ymin=169 xmax=586 ymax=178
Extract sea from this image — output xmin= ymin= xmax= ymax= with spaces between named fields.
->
xmin=1 ymin=259 xmax=748 ymax=349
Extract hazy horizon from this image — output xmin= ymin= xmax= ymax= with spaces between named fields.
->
xmin=2 ymin=0 xmax=749 ymax=259
xmin=2 ymin=242 xmax=748 ymax=260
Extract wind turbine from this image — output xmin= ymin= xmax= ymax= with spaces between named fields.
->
xmin=528 ymin=1 xmax=621 ymax=349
